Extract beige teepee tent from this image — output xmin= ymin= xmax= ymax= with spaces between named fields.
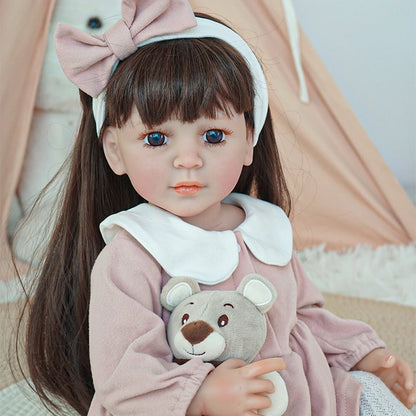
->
xmin=190 ymin=0 xmax=415 ymax=250
xmin=0 ymin=0 xmax=56 ymax=282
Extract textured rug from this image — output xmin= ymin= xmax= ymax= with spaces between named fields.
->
xmin=298 ymin=242 xmax=416 ymax=308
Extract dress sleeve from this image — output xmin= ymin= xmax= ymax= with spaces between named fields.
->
xmin=88 ymin=232 xmax=213 ymax=415
xmin=291 ymin=254 xmax=386 ymax=371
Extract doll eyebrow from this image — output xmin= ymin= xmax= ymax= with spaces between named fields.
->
xmin=224 ymin=303 xmax=234 ymax=308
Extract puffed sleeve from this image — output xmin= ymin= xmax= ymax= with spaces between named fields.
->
xmin=291 ymin=254 xmax=386 ymax=371
xmin=88 ymin=231 xmax=213 ymax=416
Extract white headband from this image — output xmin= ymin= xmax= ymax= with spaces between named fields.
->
xmin=92 ymin=17 xmax=268 ymax=146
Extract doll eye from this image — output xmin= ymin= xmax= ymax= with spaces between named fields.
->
xmin=144 ymin=132 xmax=167 ymax=146
xmin=182 ymin=314 xmax=190 ymax=325
xmin=203 ymin=129 xmax=225 ymax=144
xmin=87 ymin=17 xmax=103 ymax=30
xmin=218 ymin=314 xmax=228 ymax=328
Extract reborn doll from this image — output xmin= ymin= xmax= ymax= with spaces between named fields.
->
xmin=24 ymin=0 xmax=416 ymax=415
xmin=161 ymin=274 xmax=289 ymax=416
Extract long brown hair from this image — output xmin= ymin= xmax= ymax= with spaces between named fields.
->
xmin=24 ymin=15 xmax=291 ymax=416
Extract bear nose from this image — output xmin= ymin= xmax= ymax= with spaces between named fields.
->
xmin=181 ymin=321 xmax=213 ymax=345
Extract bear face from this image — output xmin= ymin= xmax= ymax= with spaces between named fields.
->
xmin=38 ymin=1 xmax=121 ymax=111
xmin=161 ymin=274 xmax=277 ymax=364
xmin=167 ymin=289 xmax=267 ymax=362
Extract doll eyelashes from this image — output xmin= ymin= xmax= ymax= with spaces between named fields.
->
xmin=203 ymin=129 xmax=225 ymax=144
xmin=87 ymin=17 xmax=103 ymax=30
xmin=144 ymin=132 xmax=167 ymax=146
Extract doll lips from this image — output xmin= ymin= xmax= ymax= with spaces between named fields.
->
xmin=173 ymin=182 xmax=203 ymax=196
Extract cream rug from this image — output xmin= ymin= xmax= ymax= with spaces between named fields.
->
xmin=297 ymin=242 xmax=416 ymax=308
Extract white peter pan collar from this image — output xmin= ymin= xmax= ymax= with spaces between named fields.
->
xmin=100 ymin=193 xmax=292 ymax=285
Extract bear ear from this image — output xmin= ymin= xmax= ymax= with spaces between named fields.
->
xmin=237 ymin=274 xmax=277 ymax=314
xmin=160 ymin=277 xmax=201 ymax=311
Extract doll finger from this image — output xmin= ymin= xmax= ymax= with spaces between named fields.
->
xmin=408 ymin=391 xmax=416 ymax=408
xmin=246 ymin=393 xmax=272 ymax=412
xmin=219 ymin=358 xmax=250 ymax=370
xmin=391 ymin=383 xmax=416 ymax=409
xmin=399 ymin=372 xmax=416 ymax=393
xmin=406 ymin=390 xmax=416 ymax=409
xmin=249 ymin=377 xmax=275 ymax=394
xmin=404 ymin=383 xmax=416 ymax=407
xmin=381 ymin=369 xmax=412 ymax=395
xmin=391 ymin=383 xmax=409 ymax=405
xmin=392 ymin=381 xmax=416 ymax=408
xmin=395 ymin=359 xmax=415 ymax=390
xmin=244 ymin=358 xmax=286 ymax=378
xmin=376 ymin=368 xmax=401 ymax=390
xmin=383 ymin=358 xmax=416 ymax=393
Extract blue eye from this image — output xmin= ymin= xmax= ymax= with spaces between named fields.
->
xmin=203 ymin=129 xmax=225 ymax=144
xmin=144 ymin=132 xmax=167 ymax=146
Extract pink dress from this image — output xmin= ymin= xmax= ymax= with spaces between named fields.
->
xmin=87 ymin=194 xmax=385 ymax=415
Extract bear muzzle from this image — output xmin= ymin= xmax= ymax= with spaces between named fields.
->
xmin=181 ymin=320 xmax=214 ymax=345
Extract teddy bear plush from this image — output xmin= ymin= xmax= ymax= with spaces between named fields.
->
xmin=10 ymin=1 xmax=121 ymax=264
xmin=161 ymin=274 xmax=289 ymax=416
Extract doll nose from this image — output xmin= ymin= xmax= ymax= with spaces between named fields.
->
xmin=181 ymin=321 xmax=213 ymax=345
xmin=173 ymin=142 xmax=203 ymax=169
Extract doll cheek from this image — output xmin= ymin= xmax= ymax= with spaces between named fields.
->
xmin=215 ymin=162 xmax=245 ymax=193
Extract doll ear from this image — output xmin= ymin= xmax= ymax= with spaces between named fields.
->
xmin=102 ymin=127 xmax=127 ymax=175
xmin=237 ymin=274 xmax=277 ymax=314
xmin=243 ymin=128 xmax=254 ymax=166
xmin=160 ymin=277 xmax=201 ymax=311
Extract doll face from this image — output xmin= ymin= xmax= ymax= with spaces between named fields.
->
xmin=103 ymin=107 xmax=253 ymax=229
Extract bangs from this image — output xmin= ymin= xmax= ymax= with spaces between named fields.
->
xmin=104 ymin=37 xmax=255 ymax=128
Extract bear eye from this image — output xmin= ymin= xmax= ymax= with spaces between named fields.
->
xmin=87 ymin=17 xmax=103 ymax=30
xmin=218 ymin=314 xmax=228 ymax=328
xmin=182 ymin=314 xmax=189 ymax=325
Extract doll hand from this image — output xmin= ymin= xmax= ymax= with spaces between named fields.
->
xmin=353 ymin=348 xmax=416 ymax=409
xmin=187 ymin=357 xmax=286 ymax=416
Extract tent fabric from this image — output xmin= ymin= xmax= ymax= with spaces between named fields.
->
xmin=189 ymin=0 xmax=415 ymax=249
xmin=0 ymin=0 xmax=414 ymax=281
xmin=0 ymin=0 xmax=56 ymax=281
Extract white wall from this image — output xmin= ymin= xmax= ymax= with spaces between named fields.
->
xmin=292 ymin=0 xmax=416 ymax=196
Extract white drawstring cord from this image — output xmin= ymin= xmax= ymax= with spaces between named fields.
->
xmin=281 ymin=0 xmax=309 ymax=103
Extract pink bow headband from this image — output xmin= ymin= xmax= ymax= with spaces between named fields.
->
xmin=55 ymin=0 xmax=268 ymax=145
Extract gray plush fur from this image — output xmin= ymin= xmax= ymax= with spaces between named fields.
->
xmin=160 ymin=274 xmax=289 ymax=416
xmin=161 ymin=274 xmax=277 ymax=363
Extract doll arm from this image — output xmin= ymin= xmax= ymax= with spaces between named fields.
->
xmin=353 ymin=348 xmax=416 ymax=409
xmin=89 ymin=233 xmax=213 ymax=416
xmin=291 ymin=254 xmax=386 ymax=370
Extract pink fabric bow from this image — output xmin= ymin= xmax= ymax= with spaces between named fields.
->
xmin=55 ymin=0 xmax=197 ymax=98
